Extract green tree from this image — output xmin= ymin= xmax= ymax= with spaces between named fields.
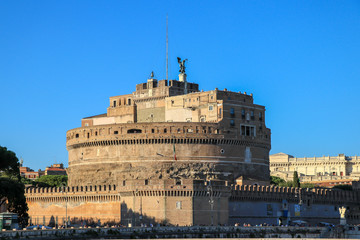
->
xmin=270 ymin=176 xmax=286 ymax=185
xmin=293 ymin=171 xmax=300 ymax=188
xmin=34 ymin=175 xmax=68 ymax=187
xmin=0 ymin=146 xmax=29 ymax=227
xmin=300 ymin=183 xmax=315 ymax=188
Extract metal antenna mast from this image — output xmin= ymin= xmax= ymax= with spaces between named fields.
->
xmin=166 ymin=15 xmax=169 ymax=80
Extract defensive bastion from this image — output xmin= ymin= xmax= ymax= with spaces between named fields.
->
xmin=25 ymin=62 xmax=360 ymax=226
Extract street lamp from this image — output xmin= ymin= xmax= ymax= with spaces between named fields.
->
xmin=60 ymin=185 xmax=68 ymax=228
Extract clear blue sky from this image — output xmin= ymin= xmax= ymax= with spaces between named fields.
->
xmin=1 ymin=1 xmax=359 ymax=170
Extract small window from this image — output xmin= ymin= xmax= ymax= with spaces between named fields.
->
xmin=151 ymin=129 xmax=155 ymax=133
xmin=230 ymin=119 xmax=235 ymax=126
xmin=85 ymin=123 xmax=89 ymax=127
xmin=230 ymin=108 xmax=235 ymax=117
xmin=210 ymin=95 xmax=214 ymax=100
xmin=95 ymin=131 xmax=98 ymax=136
xmin=87 ymin=133 xmax=90 ymax=138
xmin=113 ymin=100 xmax=116 ymax=107
xmin=114 ymin=131 xmax=119 ymax=134
xmin=251 ymin=111 xmax=255 ymax=120
xmin=127 ymin=99 xmax=131 ymax=105
xmin=241 ymin=109 xmax=245 ymax=119
xmin=176 ymin=179 xmax=181 ymax=185
xmin=176 ymin=201 xmax=182 ymax=210
xmin=259 ymin=112 xmax=263 ymax=121
xmin=219 ymin=108 xmax=222 ymax=117
xmin=145 ymin=179 xmax=149 ymax=185
xmin=209 ymin=105 xmax=213 ymax=111
xmin=75 ymin=134 xmax=79 ymax=138
xmin=122 ymin=180 xmax=126 ymax=186
xmin=164 ymin=128 xmax=167 ymax=133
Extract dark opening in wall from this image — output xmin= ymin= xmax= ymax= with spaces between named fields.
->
xmin=175 ymin=179 xmax=181 ymax=185
xmin=151 ymin=129 xmax=155 ymax=133
xmin=230 ymin=108 xmax=235 ymax=118
xmin=145 ymin=179 xmax=149 ymax=185
xmin=87 ymin=133 xmax=90 ymax=138
xmin=114 ymin=131 xmax=119 ymax=134
xmin=164 ymin=128 xmax=167 ymax=133
xmin=75 ymin=134 xmax=79 ymax=138
xmin=95 ymin=131 xmax=98 ymax=136
xmin=122 ymin=180 xmax=126 ymax=186
xmin=127 ymin=129 xmax=142 ymax=134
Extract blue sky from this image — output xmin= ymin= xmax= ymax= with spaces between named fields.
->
xmin=0 ymin=1 xmax=359 ymax=170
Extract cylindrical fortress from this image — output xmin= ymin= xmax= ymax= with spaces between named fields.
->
xmin=66 ymin=122 xmax=271 ymax=186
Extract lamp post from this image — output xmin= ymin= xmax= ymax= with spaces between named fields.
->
xmin=60 ymin=185 xmax=68 ymax=228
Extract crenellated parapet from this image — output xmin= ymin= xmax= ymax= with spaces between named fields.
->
xmin=231 ymin=185 xmax=360 ymax=205
xmin=25 ymin=179 xmax=232 ymax=203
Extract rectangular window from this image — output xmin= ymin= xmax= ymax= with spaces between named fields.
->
xmin=241 ymin=109 xmax=245 ymax=119
xmin=259 ymin=112 xmax=263 ymax=121
xmin=113 ymin=101 xmax=116 ymax=107
xmin=230 ymin=119 xmax=235 ymax=127
xmin=176 ymin=201 xmax=182 ymax=210
xmin=240 ymin=124 xmax=256 ymax=137
xmin=209 ymin=105 xmax=213 ymax=111
xmin=251 ymin=111 xmax=254 ymax=120
xmin=114 ymin=131 xmax=119 ymax=135
xmin=230 ymin=108 xmax=235 ymax=118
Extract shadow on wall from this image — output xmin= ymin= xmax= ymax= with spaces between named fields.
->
xmin=120 ymin=202 xmax=167 ymax=227
xmin=43 ymin=202 xmax=166 ymax=227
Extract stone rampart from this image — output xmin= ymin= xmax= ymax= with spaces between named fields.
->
xmin=66 ymin=122 xmax=271 ymax=186
xmin=231 ymin=185 xmax=360 ymax=204
xmin=25 ymin=180 xmax=231 ymax=226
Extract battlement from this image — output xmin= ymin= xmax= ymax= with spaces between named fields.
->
xmin=231 ymin=185 xmax=360 ymax=205
xmin=25 ymin=180 xmax=232 ymax=202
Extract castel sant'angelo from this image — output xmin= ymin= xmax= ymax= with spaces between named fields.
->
xmin=26 ymin=59 xmax=360 ymax=227
xmin=67 ymin=58 xmax=271 ymax=187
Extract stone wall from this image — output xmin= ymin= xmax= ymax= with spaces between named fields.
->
xmin=26 ymin=180 xmax=231 ymax=227
xmin=26 ymin=182 xmax=360 ymax=227
xmin=66 ymin=122 xmax=270 ymax=186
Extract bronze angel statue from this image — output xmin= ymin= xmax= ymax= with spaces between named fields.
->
xmin=177 ymin=57 xmax=188 ymax=74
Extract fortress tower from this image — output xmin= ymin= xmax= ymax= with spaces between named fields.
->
xmin=27 ymin=59 xmax=273 ymax=227
xmin=66 ymin=60 xmax=271 ymax=188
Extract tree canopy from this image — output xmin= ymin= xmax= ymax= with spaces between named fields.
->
xmin=270 ymin=175 xmax=314 ymax=188
xmin=34 ymin=175 xmax=68 ymax=187
xmin=293 ymin=171 xmax=300 ymax=188
xmin=0 ymin=146 xmax=20 ymax=178
xmin=0 ymin=146 xmax=29 ymax=227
